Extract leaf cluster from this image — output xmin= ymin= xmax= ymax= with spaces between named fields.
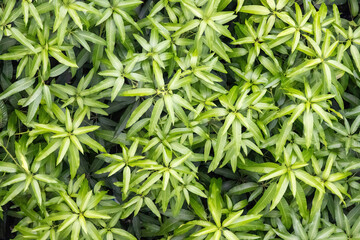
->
xmin=0 ymin=0 xmax=360 ymax=239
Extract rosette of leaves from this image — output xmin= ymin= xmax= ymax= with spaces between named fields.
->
xmin=29 ymin=106 xmax=105 ymax=178
xmin=175 ymin=179 xmax=262 ymax=240
xmin=0 ymin=138 xmax=60 ymax=208
xmin=50 ymin=68 xmax=110 ymax=116
xmin=197 ymin=85 xmax=277 ymax=172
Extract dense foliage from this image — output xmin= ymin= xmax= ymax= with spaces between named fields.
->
xmin=0 ymin=0 xmax=360 ymax=239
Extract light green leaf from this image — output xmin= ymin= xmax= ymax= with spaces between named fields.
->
xmin=248 ymin=182 xmax=276 ymax=214
xmin=270 ymin=175 xmax=289 ymax=210
xmin=259 ymin=166 xmax=287 ymax=182
xmin=144 ymin=197 xmax=161 ymax=218
xmin=126 ymin=98 xmax=153 ymax=128
xmin=172 ymin=20 xmax=200 ymax=37
xmin=240 ymin=5 xmax=270 ymax=15
xmin=34 ymin=174 xmax=58 ymax=184
xmin=58 ymin=214 xmax=78 ymax=232
xmin=138 ymin=173 xmax=162 ymax=193
xmin=149 ymin=98 xmax=164 ymax=134
xmin=208 ymin=178 xmax=222 ymax=227
xmin=111 ymin=228 xmax=137 ymax=240
xmin=303 ymin=108 xmax=313 ymax=148
xmin=9 ymin=28 xmax=36 ymax=52
xmin=326 ymin=60 xmax=353 ymax=75
xmin=311 ymin=103 xmax=333 ymax=126
xmin=294 ymin=170 xmax=324 ymax=192
xmin=0 ymin=78 xmax=35 ymax=101
xmin=35 ymin=139 xmax=62 ymax=162
xmin=222 ymin=210 xmax=244 ymax=227
xmin=1 ymin=182 xmax=25 ymax=206
xmin=0 ymin=162 xmax=18 ymax=173
xmin=31 ymin=179 xmax=42 ymax=205
xmin=122 ymin=88 xmax=156 ymax=96
xmin=84 ymin=210 xmax=110 ymax=219
xmin=223 ymin=230 xmax=239 ymax=240
xmin=49 ymin=50 xmax=78 ymax=68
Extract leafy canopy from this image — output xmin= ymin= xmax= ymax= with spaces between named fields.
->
xmin=0 ymin=0 xmax=360 ymax=239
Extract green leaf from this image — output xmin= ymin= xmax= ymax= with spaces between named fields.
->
xmin=111 ymin=228 xmax=137 ymax=240
xmin=170 ymin=151 xmax=192 ymax=168
xmin=138 ymin=172 xmax=162 ymax=193
xmin=222 ymin=210 xmax=244 ymax=227
xmin=0 ymin=51 xmax=27 ymax=60
xmin=76 ymin=30 xmax=106 ymax=45
xmin=1 ymin=0 xmax=16 ymax=23
xmin=153 ymin=60 xmax=165 ymax=87
xmin=303 ymin=109 xmax=313 ymax=148
xmin=208 ymin=178 xmax=222 ymax=227
xmin=31 ymin=179 xmax=42 ymax=205
xmin=149 ymin=98 xmax=164 ymax=134
xmin=173 ymin=20 xmax=200 ymax=37
xmin=68 ymin=143 xmax=80 ymax=179
xmin=113 ymin=13 xmax=126 ymax=43
xmin=61 ymin=192 xmax=79 ymax=213
xmin=122 ymin=165 xmax=131 ymax=195
xmin=1 ymin=173 xmax=26 ymax=187
xmin=223 ymin=230 xmax=239 ymax=240
xmin=275 ymin=121 xmax=292 ymax=158
xmin=49 ymin=50 xmax=78 ymax=68
xmin=248 ymin=182 xmax=276 ymax=214
xmin=259 ymin=166 xmax=287 ymax=182
xmin=84 ymin=210 xmax=110 ymax=219
xmin=220 ymin=112 xmax=236 ymax=136
xmin=34 ymin=174 xmax=58 ymax=184
xmin=313 ymin=13 xmax=321 ymax=45
xmin=311 ymin=103 xmax=333 ymax=127
xmin=70 ymin=135 xmax=84 ymax=154
xmin=287 ymin=59 xmax=322 ymax=77
xmin=58 ymin=214 xmax=78 ymax=232
xmin=288 ymin=103 xmax=305 ymax=124
xmin=111 ymin=77 xmax=125 ymax=101
xmin=0 ymin=78 xmax=35 ymax=101
xmin=270 ymin=175 xmax=289 ymax=210
xmin=144 ymin=197 xmax=161 ymax=218
xmin=240 ymin=5 xmax=270 ymax=15
xmin=294 ymin=170 xmax=324 ymax=192
xmin=57 ymin=137 xmax=70 ymax=165
xmin=35 ymin=139 xmax=62 ymax=162
xmin=71 ymin=220 xmax=80 ymax=240
xmin=226 ymin=214 xmax=262 ymax=228
xmin=164 ymin=94 xmax=175 ymax=124
xmin=210 ymin=133 xmax=227 ymax=172
xmin=197 ymin=108 xmax=228 ymax=121
xmin=68 ymin=8 xmax=83 ymax=30
xmin=73 ymin=126 xmax=100 ymax=135
xmin=126 ymin=98 xmax=153 ymax=128
xmin=326 ymin=60 xmax=353 ymax=75
xmin=228 ymin=182 xmax=258 ymax=195
xmin=29 ymin=3 xmax=43 ymax=29
xmin=9 ymin=28 xmax=36 ymax=52
xmin=73 ymin=107 xmax=88 ymax=129
xmin=192 ymin=225 xmax=218 ymax=237
xmin=35 ymin=123 xmax=65 ymax=133
xmin=1 ymin=182 xmax=25 ymax=206
xmin=238 ymin=160 xmax=278 ymax=174
xmin=0 ymin=162 xmax=19 ymax=173
xmin=186 ymin=185 xmax=207 ymax=198
xmin=122 ymin=88 xmax=157 ymax=96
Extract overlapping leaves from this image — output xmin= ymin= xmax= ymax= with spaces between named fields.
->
xmin=0 ymin=0 xmax=359 ymax=239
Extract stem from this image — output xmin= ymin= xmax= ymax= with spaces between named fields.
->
xmin=14 ymin=131 xmax=29 ymax=135
xmin=0 ymin=141 xmax=21 ymax=168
